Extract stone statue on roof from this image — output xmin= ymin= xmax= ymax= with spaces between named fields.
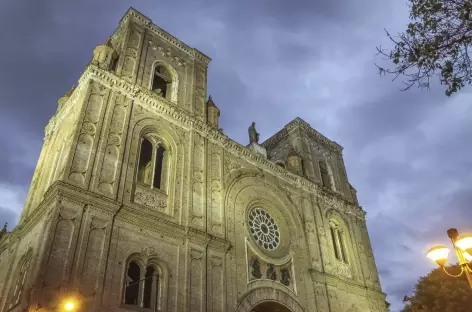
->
xmin=248 ymin=122 xmax=260 ymax=144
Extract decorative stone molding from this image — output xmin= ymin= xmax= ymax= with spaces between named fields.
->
xmin=262 ymin=117 xmax=343 ymax=154
xmin=141 ymin=246 xmax=158 ymax=257
xmin=234 ymin=287 xmax=305 ymax=312
xmin=133 ymin=183 xmax=167 ymax=211
xmin=149 ymin=41 xmax=187 ymax=67
xmin=246 ymin=239 xmax=296 ymax=293
xmin=336 ymin=262 xmax=353 ymax=279
xmin=116 ymin=8 xmax=211 ymax=65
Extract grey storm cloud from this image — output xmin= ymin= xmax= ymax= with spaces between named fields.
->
xmin=1 ymin=0 xmax=472 ymax=311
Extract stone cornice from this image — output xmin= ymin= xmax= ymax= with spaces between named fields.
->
xmin=20 ymin=181 xmax=232 ymax=252
xmin=261 ymin=117 xmax=343 ymax=154
xmin=117 ymin=207 xmax=230 ymax=252
xmin=45 ymin=82 xmax=84 ymax=138
xmin=3 ymin=192 xmax=53 ymax=245
xmin=117 ymin=7 xmax=211 ymax=65
xmin=49 ymin=65 xmax=365 ymax=219
xmin=309 ymin=269 xmax=385 ymax=297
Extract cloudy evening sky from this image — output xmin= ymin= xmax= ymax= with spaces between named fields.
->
xmin=1 ymin=0 xmax=472 ymax=311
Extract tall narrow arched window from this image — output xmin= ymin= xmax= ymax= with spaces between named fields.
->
xmin=152 ymin=65 xmax=172 ymax=100
xmin=9 ymin=254 xmax=31 ymax=308
xmin=137 ymin=137 xmax=169 ymax=192
xmin=329 ymin=221 xmax=348 ymax=264
xmin=319 ymin=160 xmax=332 ymax=189
xmin=123 ymin=257 xmax=163 ymax=310
xmin=124 ymin=261 xmax=141 ymax=305
xmin=143 ymin=266 xmax=159 ymax=309
xmin=138 ymin=139 xmax=154 ymax=186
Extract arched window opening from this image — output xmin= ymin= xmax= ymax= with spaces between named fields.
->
xmin=138 ymin=139 xmax=153 ymax=186
xmin=338 ymin=230 xmax=348 ymax=262
xmin=153 ymin=145 xmax=166 ymax=189
xmin=152 ymin=65 xmax=172 ymax=99
xmin=319 ymin=161 xmax=332 ymax=189
xmin=330 ymin=221 xmax=348 ymax=264
xmin=9 ymin=257 xmax=31 ymax=308
xmin=110 ymin=54 xmax=119 ymax=72
xmin=330 ymin=226 xmax=340 ymax=260
xmin=137 ymin=137 xmax=169 ymax=192
xmin=124 ymin=262 xmax=140 ymax=305
xmin=123 ymin=258 xmax=163 ymax=310
xmin=143 ymin=266 xmax=159 ymax=309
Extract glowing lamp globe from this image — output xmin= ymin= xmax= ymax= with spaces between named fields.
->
xmin=464 ymin=251 xmax=472 ymax=262
xmin=426 ymin=246 xmax=449 ymax=267
xmin=455 ymin=234 xmax=472 ymax=255
xmin=64 ymin=300 xmax=75 ymax=311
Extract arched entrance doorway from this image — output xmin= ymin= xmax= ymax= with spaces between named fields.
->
xmin=251 ymin=301 xmax=292 ymax=312
xmin=234 ymin=287 xmax=305 ymax=312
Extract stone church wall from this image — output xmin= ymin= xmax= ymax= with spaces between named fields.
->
xmin=0 ymin=8 xmax=387 ymax=312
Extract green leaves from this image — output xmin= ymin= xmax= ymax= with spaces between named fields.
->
xmin=401 ymin=264 xmax=472 ymax=312
xmin=377 ymin=0 xmax=472 ymax=96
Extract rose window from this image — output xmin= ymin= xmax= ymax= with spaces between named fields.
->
xmin=248 ymin=208 xmax=280 ymax=251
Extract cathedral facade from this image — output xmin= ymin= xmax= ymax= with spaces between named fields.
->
xmin=0 ymin=8 xmax=387 ymax=312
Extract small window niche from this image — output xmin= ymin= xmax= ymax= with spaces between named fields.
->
xmin=329 ymin=221 xmax=349 ymax=264
xmin=152 ymin=64 xmax=173 ymax=100
xmin=319 ymin=160 xmax=333 ymax=190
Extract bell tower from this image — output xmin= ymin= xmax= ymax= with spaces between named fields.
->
xmin=0 ymin=7 xmax=218 ymax=312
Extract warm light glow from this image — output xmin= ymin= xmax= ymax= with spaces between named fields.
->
xmin=64 ymin=301 xmax=75 ymax=311
xmin=426 ymin=246 xmax=449 ymax=267
xmin=455 ymin=234 xmax=472 ymax=255
xmin=464 ymin=251 xmax=472 ymax=262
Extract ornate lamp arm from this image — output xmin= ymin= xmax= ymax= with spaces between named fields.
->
xmin=465 ymin=263 xmax=472 ymax=273
xmin=442 ymin=266 xmax=464 ymax=278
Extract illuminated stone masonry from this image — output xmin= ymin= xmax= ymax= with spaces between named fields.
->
xmin=0 ymin=7 xmax=387 ymax=312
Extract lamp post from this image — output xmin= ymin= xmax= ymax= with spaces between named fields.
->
xmin=426 ymin=228 xmax=472 ymax=288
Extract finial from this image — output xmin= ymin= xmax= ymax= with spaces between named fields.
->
xmin=206 ymin=95 xmax=218 ymax=108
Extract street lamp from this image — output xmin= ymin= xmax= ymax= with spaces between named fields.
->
xmin=426 ymin=228 xmax=472 ymax=288
xmin=63 ymin=301 xmax=75 ymax=312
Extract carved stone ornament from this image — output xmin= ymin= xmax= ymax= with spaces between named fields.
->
xmin=280 ymin=268 xmax=291 ymax=286
xmin=251 ymin=258 xmax=262 ymax=279
xmin=134 ymin=184 xmax=167 ymax=210
xmin=224 ymin=157 xmax=242 ymax=173
xmin=336 ymin=262 xmax=352 ymax=279
xmin=266 ymin=263 xmax=276 ymax=280
xmin=141 ymin=246 xmax=157 ymax=257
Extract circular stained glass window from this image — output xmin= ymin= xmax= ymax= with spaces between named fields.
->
xmin=248 ymin=208 xmax=280 ymax=251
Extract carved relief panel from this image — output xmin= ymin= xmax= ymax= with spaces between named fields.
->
xmin=92 ymin=92 xmax=132 ymax=198
xmin=191 ymin=131 xmax=206 ymax=228
xmin=208 ymin=143 xmax=223 ymax=237
xmin=246 ymin=242 xmax=296 ymax=294
xmin=120 ymin=25 xmax=143 ymax=83
xmin=73 ymin=211 xmax=109 ymax=297
xmin=189 ymin=247 xmax=205 ymax=312
xmin=193 ymin=65 xmax=207 ymax=120
xmin=208 ymin=252 xmax=224 ymax=312
xmin=43 ymin=203 xmax=83 ymax=289
xmin=69 ymin=81 xmax=109 ymax=189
